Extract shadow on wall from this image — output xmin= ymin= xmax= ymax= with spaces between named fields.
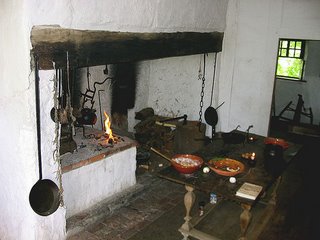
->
xmin=111 ymin=63 xmax=137 ymax=129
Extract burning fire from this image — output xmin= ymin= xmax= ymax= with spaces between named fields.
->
xmin=104 ymin=111 xmax=115 ymax=142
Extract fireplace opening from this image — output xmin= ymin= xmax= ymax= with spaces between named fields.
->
xmin=53 ymin=61 xmax=137 ymax=156
xmin=56 ymin=62 xmax=139 ymax=166
xmin=47 ymin=59 xmax=138 ymax=219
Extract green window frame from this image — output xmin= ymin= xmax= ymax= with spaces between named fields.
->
xmin=276 ymin=39 xmax=306 ymax=81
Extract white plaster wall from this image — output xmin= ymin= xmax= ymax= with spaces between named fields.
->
xmin=217 ymin=0 xmax=320 ymax=136
xmin=129 ymin=53 xmax=222 ymax=137
xmin=304 ymin=41 xmax=320 ymax=125
xmin=62 ymin=147 xmax=136 ymax=218
xmin=27 ymin=0 xmax=227 ymax=32
xmin=0 ymin=1 xmax=64 ymax=239
xmin=35 ymin=70 xmax=66 ymax=240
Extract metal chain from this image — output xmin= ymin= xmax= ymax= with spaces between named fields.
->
xmin=198 ymin=54 xmax=206 ymax=128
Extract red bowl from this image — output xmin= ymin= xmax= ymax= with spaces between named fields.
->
xmin=264 ymin=137 xmax=289 ymax=149
xmin=171 ymin=154 xmax=204 ymax=174
xmin=208 ymin=158 xmax=245 ymax=176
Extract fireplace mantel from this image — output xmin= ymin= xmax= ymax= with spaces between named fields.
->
xmin=31 ymin=25 xmax=223 ymax=70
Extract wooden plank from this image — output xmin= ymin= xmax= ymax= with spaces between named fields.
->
xmin=289 ymin=124 xmax=320 ymax=138
xmin=179 ymin=227 xmax=222 ymax=240
xmin=31 ymin=25 xmax=224 ymax=69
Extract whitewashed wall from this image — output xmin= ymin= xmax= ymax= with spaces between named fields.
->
xmin=218 ymin=0 xmax=320 ymax=136
xmin=128 ymin=53 xmax=222 ymax=137
xmin=27 ymin=0 xmax=227 ymax=32
xmin=0 ymin=1 xmax=65 ymax=240
xmin=62 ymin=147 xmax=136 ymax=219
xmin=304 ymin=41 xmax=320 ymax=125
xmin=0 ymin=0 xmax=228 ymax=239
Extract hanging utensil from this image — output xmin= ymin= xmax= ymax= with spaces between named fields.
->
xmin=50 ymin=69 xmax=63 ymax=123
xmin=150 ymin=147 xmax=175 ymax=164
xmin=29 ymin=56 xmax=60 ymax=216
xmin=158 ymin=114 xmax=187 ymax=125
xmin=204 ymin=53 xmax=220 ymax=139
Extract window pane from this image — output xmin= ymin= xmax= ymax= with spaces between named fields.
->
xmin=289 ymin=41 xmax=295 ymax=48
xmin=276 ymin=57 xmax=303 ymax=79
xmin=296 ymin=41 xmax=302 ymax=49
xmin=295 ymin=50 xmax=301 ymax=58
xmin=289 ymin=49 xmax=295 ymax=57
xmin=281 ymin=49 xmax=287 ymax=56
xmin=282 ymin=41 xmax=288 ymax=48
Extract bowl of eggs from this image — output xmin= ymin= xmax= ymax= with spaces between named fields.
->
xmin=150 ymin=147 xmax=204 ymax=174
xmin=171 ymin=154 xmax=204 ymax=174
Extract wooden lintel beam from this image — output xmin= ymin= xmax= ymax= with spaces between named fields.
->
xmin=31 ymin=26 xmax=224 ymax=70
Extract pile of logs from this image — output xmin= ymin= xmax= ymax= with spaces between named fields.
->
xmin=134 ymin=108 xmax=175 ymax=151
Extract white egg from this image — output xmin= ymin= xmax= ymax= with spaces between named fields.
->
xmin=229 ymin=177 xmax=236 ymax=183
xmin=203 ymin=166 xmax=210 ymax=173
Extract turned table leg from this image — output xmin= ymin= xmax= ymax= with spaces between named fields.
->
xmin=180 ymin=185 xmax=196 ymax=234
xmin=239 ymin=203 xmax=252 ymax=240
xmin=270 ymin=176 xmax=282 ymax=205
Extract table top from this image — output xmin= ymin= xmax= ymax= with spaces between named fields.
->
xmin=157 ymin=131 xmax=302 ymax=205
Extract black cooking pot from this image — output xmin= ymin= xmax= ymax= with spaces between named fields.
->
xmin=77 ymin=108 xmax=97 ymax=125
xmin=263 ymin=144 xmax=285 ymax=176
xmin=221 ymin=131 xmax=246 ymax=144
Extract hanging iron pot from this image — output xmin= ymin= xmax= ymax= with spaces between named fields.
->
xmin=29 ymin=56 xmax=60 ymax=216
xmin=76 ymin=107 xmax=97 ymax=125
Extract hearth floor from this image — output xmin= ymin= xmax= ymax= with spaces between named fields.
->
xmin=66 ymin=137 xmax=319 ymax=240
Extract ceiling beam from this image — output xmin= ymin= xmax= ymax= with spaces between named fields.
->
xmin=31 ymin=26 xmax=224 ymax=70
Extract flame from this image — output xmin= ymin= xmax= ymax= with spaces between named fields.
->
xmin=104 ymin=111 xmax=114 ymax=141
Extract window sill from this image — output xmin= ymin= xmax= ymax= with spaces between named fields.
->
xmin=276 ymin=77 xmax=306 ymax=83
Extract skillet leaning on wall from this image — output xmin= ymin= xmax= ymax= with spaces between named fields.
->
xmin=29 ymin=56 xmax=61 ymax=216
xmin=204 ymin=53 xmax=225 ymax=139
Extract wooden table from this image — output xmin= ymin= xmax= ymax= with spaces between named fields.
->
xmin=157 ymin=132 xmax=302 ymax=240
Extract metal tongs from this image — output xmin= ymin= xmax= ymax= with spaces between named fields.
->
xmin=155 ymin=114 xmax=187 ymax=128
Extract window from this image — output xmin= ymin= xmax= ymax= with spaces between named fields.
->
xmin=276 ymin=39 xmax=306 ymax=81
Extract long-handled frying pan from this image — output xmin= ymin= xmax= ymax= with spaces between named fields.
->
xmin=29 ymin=57 xmax=60 ymax=216
xmin=204 ymin=53 xmax=224 ymax=139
